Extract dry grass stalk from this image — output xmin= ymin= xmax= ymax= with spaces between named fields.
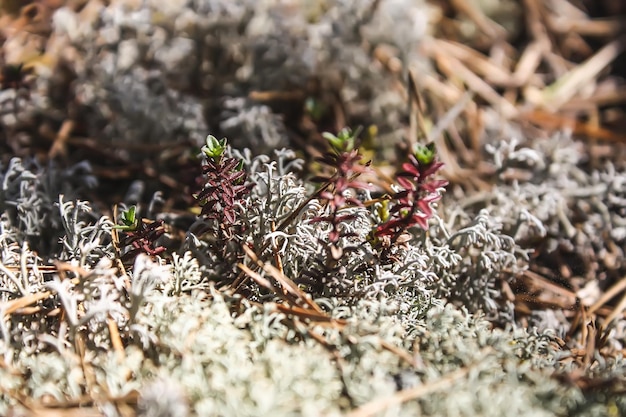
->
xmin=346 ymin=366 xmax=471 ymax=417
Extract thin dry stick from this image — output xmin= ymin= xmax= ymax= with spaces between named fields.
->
xmin=237 ymin=263 xmax=273 ymax=291
xmin=520 ymin=109 xmax=626 ymax=143
xmin=243 ymin=245 xmax=324 ymax=314
xmin=513 ymin=40 xmax=545 ymax=87
xmin=346 ymin=366 xmax=471 ymax=417
xmin=601 ymin=277 xmax=626 ymax=333
xmin=1 ymin=290 xmax=53 ymax=316
xmin=107 ymin=316 xmax=125 ymax=361
xmin=0 ymin=260 xmax=27 ymax=295
xmin=523 ymin=0 xmax=569 ymax=78
xmin=270 ymin=220 xmax=287 ymax=296
xmin=421 ymin=72 xmax=464 ymax=104
xmin=111 ymin=204 xmax=129 ymax=284
xmin=408 ymin=67 xmax=430 ymax=149
xmin=432 ymin=39 xmax=513 ymax=85
xmin=274 ymin=303 xmax=342 ymax=323
xmin=435 ymin=51 xmax=518 ymax=118
xmin=541 ymin=35 xmax=626 ymax=109
xmin=583 ymin=319 xmax=597 ymax=367
xmin=548 ymin=15 xmax=622 ymax=37
xmin=449 ymin=0 xmax=506 ymax=39
xmin=48 ymin=119 xmax=75 ymax=159
xmin=588 ymin=275 xmax=626 ymax=315
xmin=237 ymin=262 xmax=315 ymax=315
xmin=379 ymin=339 xmax=416 ymax=367
xmin=19 ymin=391 xmax=139 ymax=417
xmin=564 ymin=89 xmax=626 ymax=109
xmin=75 ymin=331 xmax=102 ymax=403
xmin=547 ymin=0 xmax=589 ymax=19
xmin=231 ymin=181 xmax=334 ymax=291
xmin=426 ymin=91 xmax=474 ymax=144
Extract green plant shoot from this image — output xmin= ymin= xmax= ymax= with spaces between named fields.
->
xmin=113 ymin=205 xmax=139 ymax=231
xmin=202 ymin=135 xmax=227 ymax=160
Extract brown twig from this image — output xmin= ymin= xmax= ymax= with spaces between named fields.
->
xmin=346 ymin=366 xmax=471 ymax=417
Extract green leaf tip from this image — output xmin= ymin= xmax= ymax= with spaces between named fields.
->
xmin=413 ymin=142 xmax=436 ymax=165
xmin=202 ymin=135 xmax=227 ymax=159
xmin=322 ymin=127 xmax=362 ymax=153
xmin=113 ymin=205 xmax=139 ymax=231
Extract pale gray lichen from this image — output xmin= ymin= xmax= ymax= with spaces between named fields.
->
xmin=454 ymin=132 xmax=626 ymax=336
xmin=4 ymin=282 xmax=623 ymax=416
xmin=1 ymin=129 xmax=624 ymax=415
xmin=0 ymin=1 xmax=624 ymax=415
xmin=0 ymin=158 xmax=98 ymax=256
xmin=2 ymin=0 xmax=435 ymax=162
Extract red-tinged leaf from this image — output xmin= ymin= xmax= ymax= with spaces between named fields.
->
xmin=225 ymin=194 xmax=236 ymax=206
xmin=408 ymin=153 xmax=420 ymax=166
xmin=223 ymin=186 xmax=235 ymax=197
xmin=421 ymin=180 xmax=448 ymax=193
xmin=421 ymin=161 xmax=444 ymax=177
xmin=203 ymin=161 xmax=219 ymax=172
xmin=411 ymin=212 xmax=429 ymax=229
xmin=427 ymin=192 xmax=443 ymax=202
xmin=227 ymin=170 xmax=246 ymax=182
xmin=402 ymin=161 xmax=421 ymax=177
xmin=335 ymin=213 xmax=358 ymax=222
xmin=319 ymin=191 xmax=336 ymax=201
xmin=332 ymin=195 xmax=348 ymax=207
xmin=233 ymin=185 xmax=250 ymax=196
xmin=310 ymin=215 xmax=334 ymax=224
xmin=347 ymin=180 xmax=374 ymax=190
xmin=224 ymin=208 xmax=236 ymax=224
xmin=222 ymin=158 xmax=240 ymax=171
xmin=392 ymin=190 xmax=410 ymax=200
xmin=417 ymin=199 xmax=433 ymax=217
xmin=427 ymin=180 xmax=447 ymax=189
xmin=397 ymin=176 xmax=414 ymax=191
xmin=376 ymin=219 xmax=402 ymax=237
xmin=147 ymin=246 xmax=166 ymax=256
xmin=202 ymin=199 xmax=218 ymax=209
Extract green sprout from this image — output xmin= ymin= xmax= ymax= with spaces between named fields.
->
xmin=304 ymin=97 xmax=326 ymax=121
xmin=113 ymin=205 xmax=139 ymax=231
xmin=413 ymin=142 xmax=436 ymax=165
xmin=202 ymin=135 xmax=227 ymax=160
xmin=322 ymin=127 xmax=362 ymax=153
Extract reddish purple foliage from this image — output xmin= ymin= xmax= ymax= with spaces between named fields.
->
xmin=195 ymin=156 xmax=252 ymax=229
xmin=375 ymin=152 xmax=447 ymax=240
xmin=311 ymin=140 xmax=373 ymax=244
xmin=119 ymin=219 xmax=166 ymax=264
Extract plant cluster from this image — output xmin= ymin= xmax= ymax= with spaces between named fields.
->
xmin=0 ymin=131 xmax=624 ymax=416
xmin=0 ymin=0 xmax=623 ymax=414
xmin=114 ymin=205 xmax=166 ymax=266
xmin=374 ymin=143 xmax=448 ymax=253
xmin=302 ymin=128 xmax=374 ymax=295
xmin=0 ymin=128 xmax=624 ymax=417
xmin=186 ymin=136 xmax=254 ymax=285
xmin=195 ymin=136 xmax=252 ymax=231
xmin=277 ymin=128 xmax=449 ymax=298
